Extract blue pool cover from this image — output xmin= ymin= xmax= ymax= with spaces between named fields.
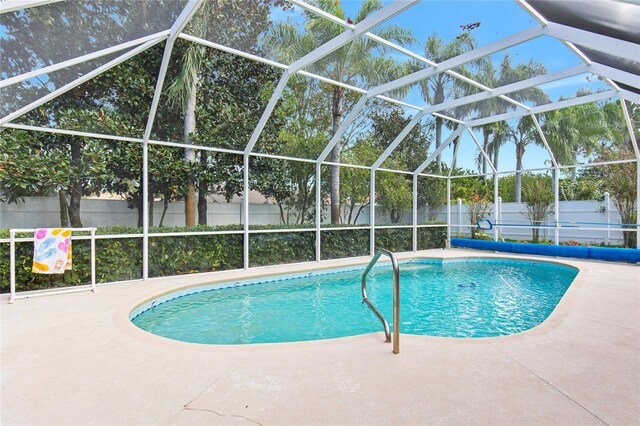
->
xmin=451 ymin=238 xmax=640 ymax=263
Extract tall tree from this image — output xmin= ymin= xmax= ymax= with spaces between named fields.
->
xmin=589 ymin=100 xmax=639 ymax=247
xmin=265 ymin=0 xmax=414 ymax=223
xmin=361 ymin=105 xmax=433 ymax=224
xmin=1 ymin=1 xmax=184 ymax=120
xmin=192 ymin=52 xmax=284 ymax=224
xmin=503 ymin=116 xmax=540 ymax=202
xmin=413 ymin=32 xmax=480 ymax=170
xmin=521 ymin=176 xmax=554 ymax=242
xmin=472 ymin=55 xmax=548 ymax=174
xmin=166 ymin=0 xmax=286 ymax=226
xmin=542 ymin=93 xmax=608 ymax=180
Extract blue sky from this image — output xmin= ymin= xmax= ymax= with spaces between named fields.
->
xmin=331 ymin=0 xmax=614 ymax=174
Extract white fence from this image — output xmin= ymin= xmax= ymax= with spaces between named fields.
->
xmin=1 ymin=195 xmax=449 ymax=228
xmin=1 ymin=196 xmax=629 ymax=245
xmin=439 ymin=198 xmax=625 ymax=245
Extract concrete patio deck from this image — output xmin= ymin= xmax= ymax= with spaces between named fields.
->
xmin=1 ymin=249 xmax=638 ymax=425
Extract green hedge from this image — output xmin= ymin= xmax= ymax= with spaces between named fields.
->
xmin=249 ymin=231 xmax=315 ymax=267
xmin=321 ymin=228 xmax=370 ymax=260
xmin=1 ymin=223 xmax=446 ymax=293
xmin=375 ymin=228 xmax=413 ymax=252
xmin=417 ymin=227 xmax=448 ymax=250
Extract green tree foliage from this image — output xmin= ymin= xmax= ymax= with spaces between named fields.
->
xmin=370 ymin=108 xmax=433 ymax=171
xmin=349 ymin=106 xmax=432 ymax=224
xmin=558 ymin=172 xmax=603 ymax=201
xmin=521 ymin=176 xmax=554 ymax=242
xmin=412 ymin=32 xmax=480 ymax=170
xmin=252 ymin=75 xmax=335 ymax=225
xmin=419 ymin=173 xmax=447 ymax=222
xmin=542 ymin=94 xmax=609 ymax=174
xmin=505 ymin=116 xmax=540 ymax=202
xmin=265 ymin=0 xmax=414 ymax=223
xmin=1 ymin=120 xmax=110 ymax=228
xmin=594 ymin=152 xmax=637 ymax=248
xmin=341 ymin=143 xmax=377 ymax=225
xmin=475 ymin=54 xmax=548 ymax=173
xmin=8 ymin=43 xmax=171 ymax=227
xmin=0 ymin=1 xmax=183 ymax=116
xmin=371 ymin=108 xmax=431 ymax=223
xmin=587 ymin=105 xmax=638 ymax=247
xmin=1 ymin=130 xmax=70 ymax=203
xmin=165 ymin=0 xmax=288 ymax=226
xmin=192 ymin=52 xmax=284 ymax=224
xmin=376 ymin=167 xmax=413 ymax=224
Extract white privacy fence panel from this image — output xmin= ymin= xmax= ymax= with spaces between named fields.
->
xmin=2 ymin=197 xmax=625 ymax=245
xmin=1 ymin=197 xmax=379 ymax=228
xmin=432 ymin=199 xmax=624 ymax=245
xmin=0 ymin=197 xmax=280 ymax=228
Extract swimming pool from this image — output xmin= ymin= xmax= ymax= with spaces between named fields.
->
xmin=131 ymin=258 xmax=578 ymax=344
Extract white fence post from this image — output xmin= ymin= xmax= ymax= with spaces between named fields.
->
xmin=496 ymin=196 xmax=502 ymax=241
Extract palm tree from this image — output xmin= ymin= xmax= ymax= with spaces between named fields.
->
xmin=504 ymin=116 xmax=539 ymax=202
xmin=167 ymin=1 xmax=281 ymax=225
xmin=485 ymin=121 xmax=510 ymax=172
xmin=166 ymin=40 xmax=207 ymax=227
xmin=542 ymin=94 xmax=609 ymax=179
xmin=265 ymin=0 xmax=414 ymax=223
xmin=473 ymin=55 xmax=548 ymax=175
xmin=415 ymin=33 xmax=480 ymax=170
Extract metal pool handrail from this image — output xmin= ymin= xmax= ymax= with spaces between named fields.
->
xmin=361 ymin=248 xmax=400 ymax=354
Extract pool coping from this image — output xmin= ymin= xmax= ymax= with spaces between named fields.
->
xmin=126 ymin=256 xmax=580 ymax=345
xmin=109 ymin=251 xmax=590 ymax=353
xmin=2 ymin=248 xmax=638 ymax=425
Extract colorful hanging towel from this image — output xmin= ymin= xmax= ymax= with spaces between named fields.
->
xmin=32 ymin=228 xmax=72 ymax=274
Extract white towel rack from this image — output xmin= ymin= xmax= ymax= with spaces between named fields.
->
xmin=8 ymin=228 xmax=97 ymax=304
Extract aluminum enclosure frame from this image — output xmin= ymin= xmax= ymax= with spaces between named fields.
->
xmin=1 ymin=0 xmax=639 ymax=292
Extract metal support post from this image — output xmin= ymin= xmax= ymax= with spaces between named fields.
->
xmin=458 ymin=198 xmax=463 ymax=237
xmin=446 ymin=179 xmax=451 ymax=244
xmin=90 ymin=228 xmax=96 ymax=293
xmin=370 ymin=170 xmax=376 ymax=255
xmin=142 ymin=141 xmax=149 ymax=280
xmin=412 ymin=175 xmax=418 ymax=252
xmin=243 ymin=154 xmax=250 ymax=269
xmin=139 ymin=0 xmax=204 ymax=281
xmin=9 ymin=230 xmax=16 ymax=304
xmin=315 ymin=163 xmax=322 ymax=262
xmin=494 ymin=173 xmax=499 ymax=241
xmin=604 ymin=192 xmax=610 ymax=246
xmin=554 ymin=167 xmax=560 ymax=245
xmin=497 ymin=196 xmax=502 ymax=241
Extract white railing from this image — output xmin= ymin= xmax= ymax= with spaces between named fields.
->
xmin=8 ymin=228 xmax=96 ymax=303
xmin=7 ymin=206 xmax=636 ymax=303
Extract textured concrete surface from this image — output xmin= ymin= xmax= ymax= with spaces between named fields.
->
xmin=1 ymin=249 xmax=639 ymax=425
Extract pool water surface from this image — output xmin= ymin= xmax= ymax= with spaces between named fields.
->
xmin=131 ymin=258 xmax=577 ymax=344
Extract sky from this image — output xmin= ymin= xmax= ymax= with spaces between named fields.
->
xmin=4 ymin=0 xmax=620 ymax=175
xmin=321 ymin=0 xmax=615 ymax=174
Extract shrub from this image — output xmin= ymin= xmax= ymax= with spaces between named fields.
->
xmin=1 ymin=223 xmax=447 ymax=293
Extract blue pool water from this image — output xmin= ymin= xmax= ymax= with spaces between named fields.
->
xmin=131 ymin=258 xmax=577 ymax=344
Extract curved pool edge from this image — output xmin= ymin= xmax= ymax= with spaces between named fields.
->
xmin=122 ymin=251 xmax=584 ymax=348
xmin=5 ymin=248 xmax=638 ymax=426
